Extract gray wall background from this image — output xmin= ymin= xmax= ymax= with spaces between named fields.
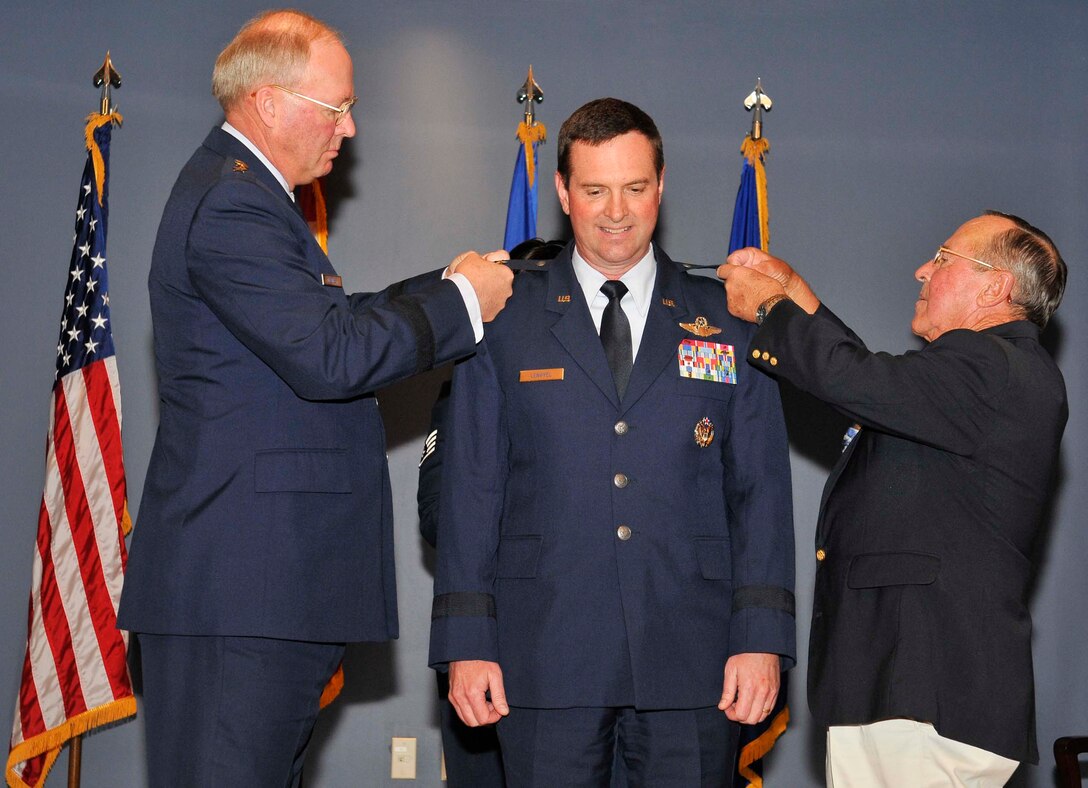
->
xmin=2 ymin=1 xmax=1086 ymax=785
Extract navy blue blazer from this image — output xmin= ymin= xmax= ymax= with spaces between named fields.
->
xmin=118 ymin=128 xmax=476 ymax=643
xmin=749 ymin=301 xmax=1067 ymax=763
xmin=429 ymin=244 xmax=795 ymax=710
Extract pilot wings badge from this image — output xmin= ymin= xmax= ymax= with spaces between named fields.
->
xmin=679 ymin=316 xmax=721 ymax=337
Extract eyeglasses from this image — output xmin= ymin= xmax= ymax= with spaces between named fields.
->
xmin=933 ymin=246 xmax=998 ymax=271
xmin=271 ymin=85 xmax=357 ymax=125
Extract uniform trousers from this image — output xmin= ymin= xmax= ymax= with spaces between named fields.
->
xmin=136 ymin=633 xmax=345 ymax=788
xmin=496 ymin=705 xmax=739 ymax=787
xmin=826 ymin=719 xmax=1019 ymax=788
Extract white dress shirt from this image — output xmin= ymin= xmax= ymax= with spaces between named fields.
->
xmin=572 ymin=244 xmax=657 ymax=361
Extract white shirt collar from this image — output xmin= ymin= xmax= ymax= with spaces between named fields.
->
xmin=571 ymin=243 xmax=656 ymax=317
xmin=221 ymin=122 xmax=294 ymax=201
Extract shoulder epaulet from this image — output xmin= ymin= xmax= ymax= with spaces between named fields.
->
xmin=503 ymin=258 xmax=551 ymax=272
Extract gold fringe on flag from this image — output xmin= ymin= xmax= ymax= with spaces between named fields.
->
xmin=740 ymin=135 xmax=770 ymax=252
xmin=6 ymin=696 xmax=136 ymax=788
xmin=83 ymin=113 xmax=123 ymax=208
xmin=516 ymin=121 xmax=547 ymax=187
xmin=120 ymin=502 xmax=132 ymax=537
xmin=735 ymin=705 xmax=789 ymax=788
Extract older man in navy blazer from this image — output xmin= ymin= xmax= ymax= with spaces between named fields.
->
xmin=117 ymin=10 xmax=512 ymax=786
xmin=429 ymin=98 xmax=795 ymax=786
xmin=720 ymin=213 xmax=1067 ymax=786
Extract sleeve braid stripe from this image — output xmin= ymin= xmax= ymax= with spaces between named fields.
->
xmin=732 ymin=585 xmax=795 ymax=617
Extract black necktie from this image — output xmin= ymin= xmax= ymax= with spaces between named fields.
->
xmin=599 ymin=280 xmax=632 ymax=399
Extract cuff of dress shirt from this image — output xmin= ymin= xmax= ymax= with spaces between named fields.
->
xmin=443 ymin=270 xmax=484 ymax=342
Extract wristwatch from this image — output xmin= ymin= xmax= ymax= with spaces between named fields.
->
xmin=755 ymin=294 xmax=790 ymax=326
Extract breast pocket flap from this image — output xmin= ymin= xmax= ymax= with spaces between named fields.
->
xmin=693 ymin=537 xmax=731 ymax=580
xmin=847 ymin=551 xmax=940 ymax=589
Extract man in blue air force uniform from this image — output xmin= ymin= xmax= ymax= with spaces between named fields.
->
xmin=430 ymin=98 xmax=795 ymax=786
xmin=117 ymin=10 xmax=513 ymax=786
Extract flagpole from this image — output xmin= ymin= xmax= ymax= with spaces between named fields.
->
xmin=65 ymin=737 xmax=81 ymax=788
xmin=59 ymin=52 xmax=123 ymax=788
xmin=730 ymin=81 xmax=786 ymax=788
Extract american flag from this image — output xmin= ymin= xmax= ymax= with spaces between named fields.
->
xmin=6 ymin=114 xmax=135 ymax=788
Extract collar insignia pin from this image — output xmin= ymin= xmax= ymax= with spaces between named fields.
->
xmin=233 ymin=159 xmax=249 ymax=173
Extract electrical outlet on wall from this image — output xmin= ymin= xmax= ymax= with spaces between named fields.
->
xmin=391 ymin=737 xmax=417 ymax=780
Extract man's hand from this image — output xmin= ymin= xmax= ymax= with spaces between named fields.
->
xmin=718 ymin=265 xmax=787 ymax=324
xmin=447 ymin=659 xmax=510 ymax=727
xmin=718 ymin=247 xmax=820 ymax=317
xmin=448 ymin=250 xmax=514 ymax=322
xmin=718 ymin=652 xmax=781 ymax=724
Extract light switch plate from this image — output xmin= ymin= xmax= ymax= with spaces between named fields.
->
xmin=391 ymin=736 xmax=417 ymax=780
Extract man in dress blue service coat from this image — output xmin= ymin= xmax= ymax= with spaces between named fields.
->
xmin=720 ymin=212 xmax=1067 ymax=786
xmin=117 ymin=10 xmax=513 ymax=786
xmin=429 ymin=98 xmax=795 ymax=786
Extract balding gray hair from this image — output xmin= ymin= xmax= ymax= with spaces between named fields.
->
xmin=212 ymin=9 xmax=343 ymax=111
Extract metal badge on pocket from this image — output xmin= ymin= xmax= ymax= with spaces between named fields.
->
xmin=694 ymin=417 xmax=715 ymax=447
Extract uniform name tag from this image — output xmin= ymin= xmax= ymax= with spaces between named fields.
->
xmin=519 ymin=368 xmax=565 ymax=383
xmin=678 ymin=339 xmax=736 ymax=384
xmin=321 ymin=274 xmax=343 ymax=287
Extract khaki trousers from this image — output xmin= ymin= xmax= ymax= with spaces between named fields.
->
xmin=826 ymin=719 xmax=1018 ymax=787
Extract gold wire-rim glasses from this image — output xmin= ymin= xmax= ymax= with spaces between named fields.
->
xmin=934 ymin=246 xmax=998 ymax=271
xmin=270 ymin=84 xmax=357 ymax=125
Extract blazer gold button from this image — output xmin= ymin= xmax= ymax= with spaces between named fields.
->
xmin=816 ymin=548 xmax=827 ymax=561
xmin=761 ymin=351 xmax=770 ymax=361
xmin=616 ymin=525 xmax=632 ymax=541
xmin=751 ymin=349 xmax=761 ymax=359
xmin=770 ymin=357 xmax=778 ymax=366
xmin=614 ymin=420 xmax=629 ymax=436
xmin=614 ymin=473 xmax=629 ymax=488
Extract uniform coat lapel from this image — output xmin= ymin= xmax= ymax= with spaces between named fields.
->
xmin=816 ymin=428 xmax=861 ymax=542
xmin=546 ymin=248 xmax=622 ymax=408
xmin=621 ymin=249 xmax=690 ymax=412
xmin=547 ymin=244 xmax=694 ymax=412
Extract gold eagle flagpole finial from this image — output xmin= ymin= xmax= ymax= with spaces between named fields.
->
xmin=517 ymin=65 xmax=544 ymax=128
xmin=93 ymin=51 xmax=122 ymax=116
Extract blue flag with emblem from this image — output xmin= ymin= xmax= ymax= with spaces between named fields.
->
xmin=728 ymin=132 xmax=790 ymax=788
xmin=503 ymin=119 xmax=546 ymax=251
